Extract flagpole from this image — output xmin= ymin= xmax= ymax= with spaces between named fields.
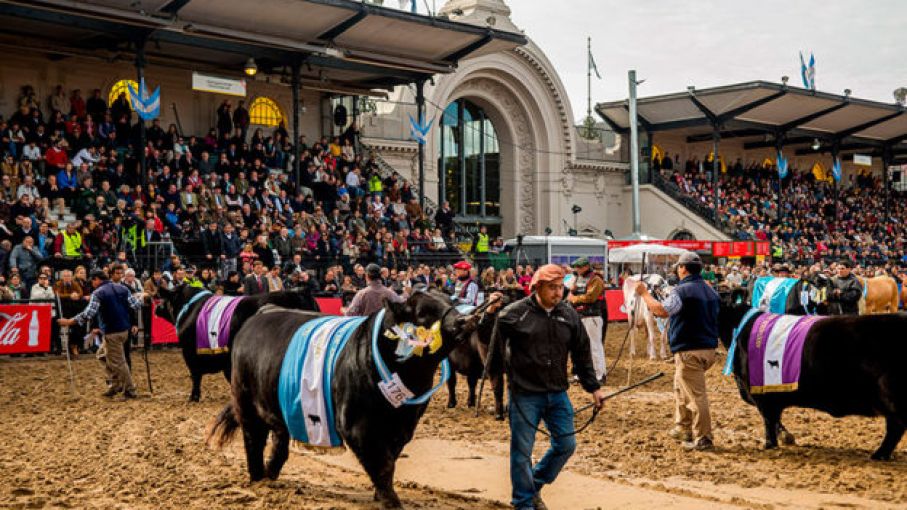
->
xmin=587 ymin=36 xmax=592 ymax=124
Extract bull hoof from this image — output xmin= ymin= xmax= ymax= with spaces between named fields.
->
xmin=188 ymin=394 xmax=200 ymax=403
xmin=763 ymin=441 xmax=778 ymax=450
xmin=871 ymin=451 xmax=893 ymax=461
xmin=779 ymin=430 xmax=796 ymax=446
xmin=466 ymin=399 xmax=476 ymax=408
xmin=446 ymin=400 xmax=456 ymax=409
xmin=494 ymin=413 xmax=504 ymax=421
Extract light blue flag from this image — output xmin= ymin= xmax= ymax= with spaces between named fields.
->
xmin=807 ymin=52 xmax=816 ymax=90
xmin=408 ymin=113 xmax=433 ymax=145
xmin=777 ymin=150 xmax=789 ymax=179
xmin=832 ymin=156 xmax=842 ymax=182
xmin=800 ymin=52 xmax=809 ymax=88
xmin=128 ymin=79 xmax=161 ymax=121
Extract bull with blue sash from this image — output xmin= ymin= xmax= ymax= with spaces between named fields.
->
xmin=207 ymin=286 xmax=498 ymax=509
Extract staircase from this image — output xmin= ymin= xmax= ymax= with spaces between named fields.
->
xmin=360 ymin=140 xmax=438 ymax=218
xmin=650 ymin=171 xmax=740 ymax=239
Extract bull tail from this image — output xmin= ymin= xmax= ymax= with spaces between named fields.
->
xmin=206 ymin=403 xmax=240 ymax=449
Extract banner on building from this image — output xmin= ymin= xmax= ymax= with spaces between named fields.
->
xmin=0 ymin=304 xmax=53 ymax=355
xmin=192 ymin=72 xmax=247 ymax=97
xmin=853 ymin=154 xmax=872 ymax=167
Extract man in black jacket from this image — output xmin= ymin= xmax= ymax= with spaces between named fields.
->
xmin=831 ymin=259 xmax=862 ymax=315
xmin=200 ymin=221 xmax=223 ymax=268
xmin=494 ymin=263 xmax=606 ymax=510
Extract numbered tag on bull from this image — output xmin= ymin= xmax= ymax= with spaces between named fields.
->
xmin=378 ymin=373 xmax=416 ymax=408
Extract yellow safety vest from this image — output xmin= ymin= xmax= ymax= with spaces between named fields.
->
xmin=476 ymin=233 xmax=489 ymax=253
xmin=62 ymin=231 xmax=82 ymax=257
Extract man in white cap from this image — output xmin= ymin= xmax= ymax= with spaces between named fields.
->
xmin=635 ymin=251 xmax=720 ymax=451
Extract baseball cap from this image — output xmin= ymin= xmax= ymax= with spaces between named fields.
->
xmin=675 ymin=252 xmax=702 ymax=267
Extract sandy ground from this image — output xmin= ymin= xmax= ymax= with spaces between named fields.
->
xmin=1 ymin=324 xmax=905 ymax=509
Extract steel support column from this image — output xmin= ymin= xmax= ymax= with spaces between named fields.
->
xmin=479 ymin=109 xmax=486 ymax=217
xmin=883 ymin=145 xmax=892 ymax=221
xmin=457 ymin=98 xmax=466 ymax=215
xmin=831 ymin=144 xmax=839 ymax=232
xmin=712 ymin=126 xmax=720 ymax=224
xmin=628 ymin=70 xmax=641 ymax=235
xmin=416 ymin=80 xmax=426 ymax=211
xmin=135 ymin=38 xmax=147 ymax=189
xmin=291 ymin=61 xmax=301 ymax=188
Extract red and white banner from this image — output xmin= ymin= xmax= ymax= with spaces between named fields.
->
xmin=0 ymin=304 xmax=53 ymax=355
xmin=151 ymin=300 xmax=179 ymax=345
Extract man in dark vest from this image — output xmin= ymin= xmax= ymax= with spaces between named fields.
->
xmin=59 ymin=269 xmax=145 ymax=400
xmin=567 ymin=257 xmax=607 ymax=382
xmin=634 ymin=252 xmax=719 ymax=451
xmin=452 ymin=260 xmax=479 ymax=306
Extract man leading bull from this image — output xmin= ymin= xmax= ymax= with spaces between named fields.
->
xmin=635 ymin=251 xmax=719 ymax=451
xmin=494 ymin=263 xmax=606 ymax=510
xmin=567 ymin=257 xmax=607 ymax=383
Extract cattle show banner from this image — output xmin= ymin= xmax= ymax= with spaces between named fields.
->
xmin=0 ymin=304 xmax=53 ymax=355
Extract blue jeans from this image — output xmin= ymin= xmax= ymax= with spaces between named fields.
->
xmin=509 ymin=391 xmax=576 ymax=509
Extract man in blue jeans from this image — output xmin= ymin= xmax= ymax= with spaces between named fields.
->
xmin=493 ymin=264 xmax=607 ymax=509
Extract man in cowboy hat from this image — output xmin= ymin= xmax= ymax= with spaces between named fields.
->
xmin=635 ymin=251 xmax=720 ymax=451
xmin=567 ymin=257 xmax=607 ymax=382
xmin=452 ymin=260 xmax=479 ymax=306
xmin=494 ymin=263 xmax=606 ymax=510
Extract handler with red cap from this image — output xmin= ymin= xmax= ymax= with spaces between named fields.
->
xmin=452 ymin=260 xmax=479 ymax=306
xmin=492 ymin=263 xmax=607 ymax=510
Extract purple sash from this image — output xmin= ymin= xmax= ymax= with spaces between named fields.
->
xmin=195 ymin=296 xmax=244 ymax=354
xmin=747 ymin=313 xmax=822 ymax=393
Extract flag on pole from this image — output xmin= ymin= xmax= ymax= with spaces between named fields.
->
xmin=408 ymin=113 xmax=433 ymax=145
xmin=777 ymin=150 xmax=789 ymax=179
xmin=799 ymin=51 xmax=816 ymax=90
xmin=806 ymin=52 xmax=816 ymax=90
xmin=832 ymin=156 xmax=842 ymax=182
xmin=589 ymin=52 xmax=602 ymax=79
xmin=128 ymin=78 xmax=160 ymax=121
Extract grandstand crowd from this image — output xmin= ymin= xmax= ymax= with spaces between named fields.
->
xmin=655 ymin=153 xmax=907 ymax=266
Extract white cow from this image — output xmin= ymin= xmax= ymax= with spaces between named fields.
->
xmin=622 ymin=274 xmax=671 ymax=360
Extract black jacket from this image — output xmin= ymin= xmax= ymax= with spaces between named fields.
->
xmin=832 ymin=274 xmax=862 ymax=315
xmin=494 ymin=295 xmax=600 ymax=394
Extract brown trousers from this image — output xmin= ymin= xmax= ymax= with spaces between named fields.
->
xmin=102 ymin=331 xmax=134 ymax=393
xmin=673 ymin=348 xmax=716 ymax=441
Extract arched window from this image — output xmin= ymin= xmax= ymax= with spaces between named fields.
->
xmin=670 ymin=229 xmax=695 ymax=241
xmin=108 ymin=79 xmax=138 ymax=108
xmin=249 ymin=97 xmax=285 ymax=127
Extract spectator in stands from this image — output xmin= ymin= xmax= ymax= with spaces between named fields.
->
xmin=243 ymin=260 xmax=269 ymax=295
xmin=9 ymin=235 xmax=44 ymax=289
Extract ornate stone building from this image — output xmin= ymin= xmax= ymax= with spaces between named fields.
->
xmin=360 ymin=0 xmax=724 ymax=240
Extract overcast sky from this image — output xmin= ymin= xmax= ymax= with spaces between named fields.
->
xmin=505 ymin=0 xmax=907 ymax=123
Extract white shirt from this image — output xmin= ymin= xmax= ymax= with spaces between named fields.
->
xmin=22 ymin=145 xmax=41 ymax=161
xmin=345 ymin=171 xmax=360 ymax=188
xmin=71 ymin=148 xmax=99 ymax=168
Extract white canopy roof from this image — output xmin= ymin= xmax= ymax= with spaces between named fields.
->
xmin=608 ymin=243 xmax=690 ymax=264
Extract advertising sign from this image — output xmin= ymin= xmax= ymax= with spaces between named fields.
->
xmin=0 ymin=304 xmax=53 ymax=355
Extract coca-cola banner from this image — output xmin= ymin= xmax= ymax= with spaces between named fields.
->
xmin=151 ymin=300 xmax=178 ymax=345
xmin=0 ymin=304 xmax=53 ymax=355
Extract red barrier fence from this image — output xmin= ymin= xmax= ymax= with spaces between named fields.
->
xmin=0 ymin=303 xmax=53 ymax=355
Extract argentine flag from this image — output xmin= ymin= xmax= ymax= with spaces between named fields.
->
xmin=128 ymin=78 xmax=161 ymax=121
xmin=799 ymin=51 xmax=816 ymax=90
xmin=777 ymin=150 xmax=789 ymax=179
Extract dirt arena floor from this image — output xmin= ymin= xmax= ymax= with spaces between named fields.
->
xmin=1 ymin=324 xmax=905 ymax=509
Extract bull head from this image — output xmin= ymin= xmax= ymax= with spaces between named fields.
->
xmin=382 ymin=286 xmax=489 ymax=361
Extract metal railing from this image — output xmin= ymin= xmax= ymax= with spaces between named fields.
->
xmin=360 ymin=140 xmax=439 ymax=218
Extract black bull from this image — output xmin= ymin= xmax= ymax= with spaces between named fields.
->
xmin=719 ymin=298 xmax=907 ymax=459
xmin=155 ymin=285 xmax=319 ymax=401
xmin=206 ymin=289 xmax=486 ymax=508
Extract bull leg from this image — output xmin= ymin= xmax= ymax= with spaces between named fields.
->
xmin=265 ymin=428 xmax=290 ymax=479
xmin=466 ymin=371 xmax=479 ymax=408
xmin=446 ymin=373 xmax=457 ymax=409
xmin=759 ymin=404 xmax=782 ymax=449
xmin=871 ymin=416 xmax=905 ymax=461
xmin=350 ymin=441 xmax=401 ymax=509
xmin=189 ymin=370 xmax=202 ymax=402
xmin=240 ymin=417 xmax=269 ymax=482
xmin=492 ymin=374 xmax=505 ymax=421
